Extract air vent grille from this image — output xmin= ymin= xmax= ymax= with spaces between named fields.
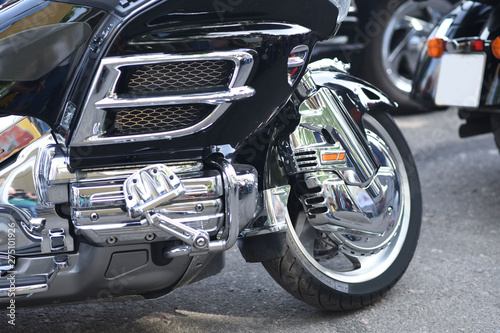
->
xmin=109 ymin=104 xmax=215 ymax=135
xmin=121 ymin=60 xmax=235 ymax=93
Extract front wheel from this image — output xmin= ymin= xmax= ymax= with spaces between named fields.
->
xmin=262 ymin=111 xmax=422 ymax=310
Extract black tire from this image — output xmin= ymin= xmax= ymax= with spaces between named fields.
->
xmin=356 ymin=0 xmax=455 ymax=113
xmin=262 ymin=111 xmax=422 ymax=310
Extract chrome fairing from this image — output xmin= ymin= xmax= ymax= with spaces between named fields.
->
xmin=0 ymin=1 xmax=107 ymax=128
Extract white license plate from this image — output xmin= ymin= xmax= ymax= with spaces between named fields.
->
xmin=435 ymin=53 xmax=486 ymax=108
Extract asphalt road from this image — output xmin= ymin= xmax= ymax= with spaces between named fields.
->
xmin=3 ymin=108 xmax=500 ymax=332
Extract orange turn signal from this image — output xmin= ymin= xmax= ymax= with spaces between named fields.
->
xmin=321 ymin=153 xmax=346 ymax=162
xmin=492 ymin=37 xmax=500 ymax=59
xmin=427 ymin=37 xmax=445 ymax=58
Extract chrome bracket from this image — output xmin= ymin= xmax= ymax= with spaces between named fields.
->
xmin=146 ymin=213 xmax=210 ymax=252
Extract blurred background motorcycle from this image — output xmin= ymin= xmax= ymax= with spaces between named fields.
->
xmin=411 ymin=1 xmax=500 ymax=152
xmin=314 ymin=0 xmax=459 ymax=112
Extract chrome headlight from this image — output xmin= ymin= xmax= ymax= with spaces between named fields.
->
xmin=329 ymin=0 xmax=351 ymax=24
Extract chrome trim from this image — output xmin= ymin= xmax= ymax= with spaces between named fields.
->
xmin=296 ymin=69 xmax=317 ymax=98
xmin=288 ymin=45 xmax=309 ymax=86
xmin=0 ymin=115 xmax=23 ymax=133
xmin=308 ymin=58 xmax=350 ymax=73
xmin=283 ymin=79 xmax=379 ymax=188
xmin=147 ymin=213 xmax=210 ymax=252
xmin=96 ymin=87 xmax=255 ymax=108
xmin=0 ymin=134 xmax=74 ymax=255
xmin=37 ymin=144 xmax=205 ymax=207
xmin=0 ymin=283 xmax=48 ymax=297
xmin=239 ymin=185 xmax=290 ymax=238
xmin=164 ymin=158 xmax=244 ymax=257
xmin=263 ymin=186 xmax=290 ymax=233
xmin=74 ymin=201 xmax=224 ymax=225
xmin=71 ymin=50 xmax=255 ymax=146
xmin=71 ymin=171 xmax=225 ymax=246
xmin=0 ymin=116 xmax=46 ymax=164
xmin=71 ymin=172 xmax=223 ymax=209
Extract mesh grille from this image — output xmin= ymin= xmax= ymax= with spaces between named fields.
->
xmin=121 ymin=60 xmax=235 ymax=93
xmin=110 ymin=104 xmax=215 ymax=135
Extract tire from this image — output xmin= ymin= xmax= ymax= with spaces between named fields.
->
xmin=262 ymin=111 xmax=422 ymax=310
xmin=356 ymin=0 xmax=455 ymax=113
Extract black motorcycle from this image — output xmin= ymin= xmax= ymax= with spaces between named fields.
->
xmin=0 ymin=0 xmax=421 ymax=312
xmin=412 ymin=0 xmax=500 ymax=148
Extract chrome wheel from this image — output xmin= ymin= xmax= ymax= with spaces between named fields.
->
xmin=289 ymin=113 xmax=410 ymax=283
xmin=381 ymin=0 xmax=453 ymax=94
xmin=262 ymin=111 xmax=421 ymax=310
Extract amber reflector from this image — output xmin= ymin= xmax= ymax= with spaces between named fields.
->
xmin=492 ymin=37 xmax=500 ymax=59
xmin=427 ymin=37 xmax=445 ymax=58
xmin=322 ymin=153 xmax=346 ymax=162
xmin=322 ymin=153 xmax=338 ymax=161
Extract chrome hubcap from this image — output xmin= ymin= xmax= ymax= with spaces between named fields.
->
xmin=289 ymin=114 xmax=411 ymax=283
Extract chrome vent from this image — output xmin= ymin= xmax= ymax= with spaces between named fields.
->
xmin=120 ymin=60 xmax=235 ymax=93
xmin=72 ymin=51 xmax=255 ymax=146
xmin=294 ymin=150 xmax=319 ymax=169
xmin=110 ymin=104 xmax=215 ymax=135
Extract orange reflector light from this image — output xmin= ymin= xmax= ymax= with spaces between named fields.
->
xmin=322 ymin=153 xmax=338 ymax=161
xmin=492 ymin=37 xmax=500 ymax=59
xmin=321 ymin=153 xmax=346 ymax=162
xmin=427 ymin=37 xmax=445 ymax=58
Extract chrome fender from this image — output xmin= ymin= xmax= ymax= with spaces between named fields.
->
xmin=310 ymin=68 xmax=397 ymax=127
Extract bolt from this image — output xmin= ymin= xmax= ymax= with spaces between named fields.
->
xmin=132 ymin=178 xmax=137 ymax=184
xmin=145 ymin=233 xmax=156 ymax=241
xmin=387 ymin=206 xmax=393 ymax=215
xmin=90 ymin=212 xmax=99 ymax=222
xmin=194 ymin=236 xmax=208 ymax=249
xmin=195 ymin=203 xmax=204 ymax=212
xmin=106 ymin=236 xmax=117 ymax=245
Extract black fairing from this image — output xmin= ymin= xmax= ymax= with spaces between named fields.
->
xmin=0 ymin=1 xmax=106 ymax=127
xmin=64 ymin=0 xmax=340 ymax=169
xmin=411 ymin=1 xmax=499 ymax=109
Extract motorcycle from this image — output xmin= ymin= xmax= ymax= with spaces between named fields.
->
xmin=412 ymin=0 xmax=500 ymax=148
xmin=0 ymin=0 xmax=421 ymax=312
xmin=315 ymin=0 xmax=459 ymax=112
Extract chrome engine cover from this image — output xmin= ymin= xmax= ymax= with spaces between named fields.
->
xmin=35 ymin=144 xmax=259 ymax=248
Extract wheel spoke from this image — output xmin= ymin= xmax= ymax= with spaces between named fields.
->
xmin=388 ymin=28 xmax=417 ymax=63
xmin=404 ymin=15 xmax=435 ymax=34
xmin=295 ymin=215 xmax=317 ymax=253
xmin=342 ymin=252 xmax=361 ymax=270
